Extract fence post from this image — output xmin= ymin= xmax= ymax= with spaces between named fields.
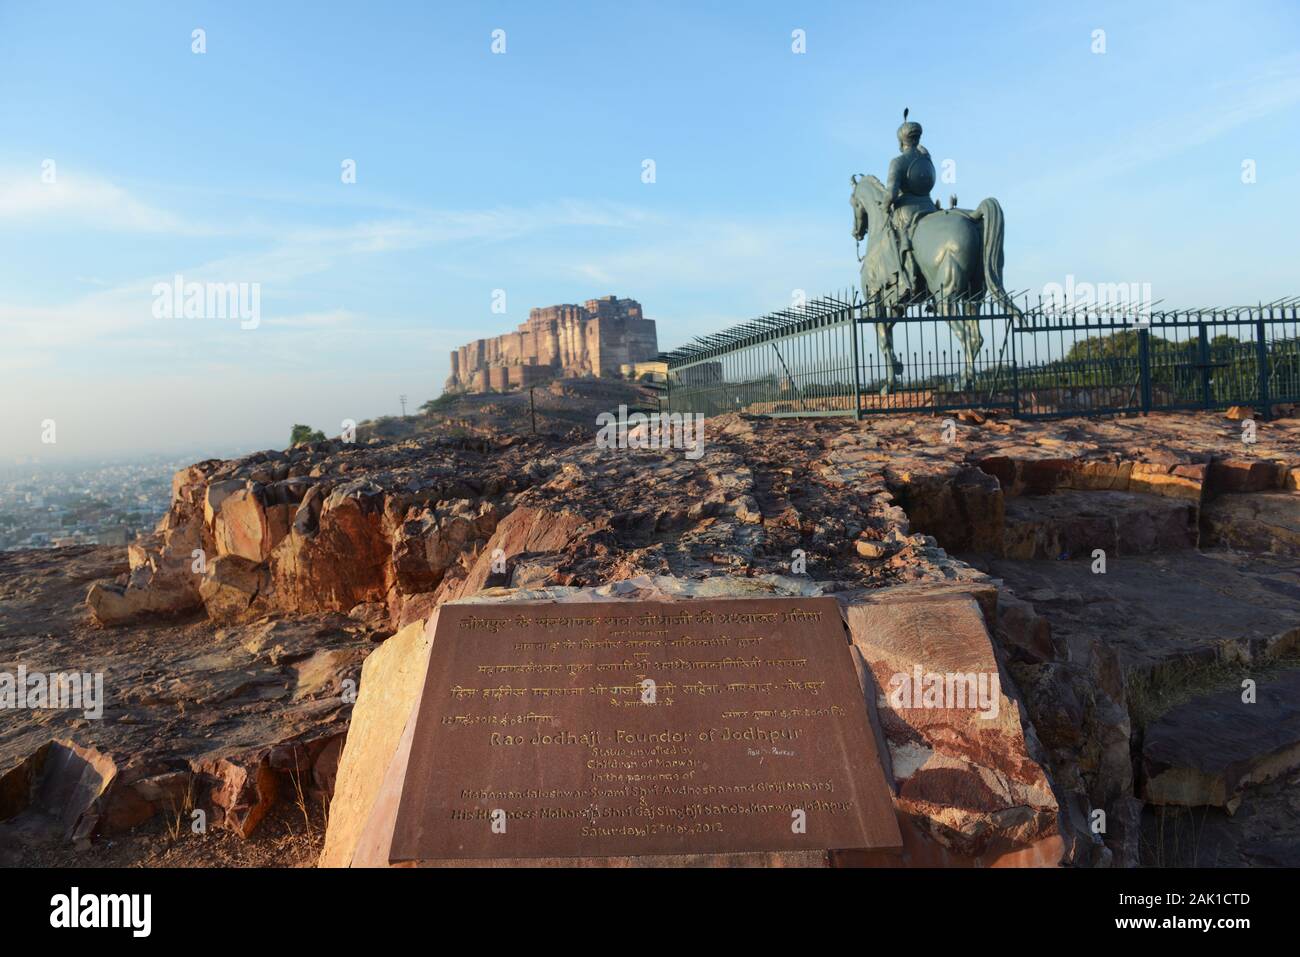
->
xmin=1008 ymin=323 xmax=1019 ymax=416
xmin=1008 ymin=304 xmax=1019 ymax=413
xmin=849 ymin=303 xmax=862 ymax=420
xmin=1197 ymin=323 xmax=1211 ymax=410
xmin=1138 ymin=328 xmax=1152 ymax=415
xmin=1256 ymin=314 xmax=1270 ymax=420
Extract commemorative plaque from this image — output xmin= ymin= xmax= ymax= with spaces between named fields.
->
xmin=387 ymin=597 xmax=900 ymax=863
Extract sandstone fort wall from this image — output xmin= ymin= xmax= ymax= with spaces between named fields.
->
xmin=445 ymin=295 xmax=658 ymax=394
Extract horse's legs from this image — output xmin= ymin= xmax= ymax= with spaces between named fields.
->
xmin=962 ymin=303 xmax=984 ymax=392
xmin=934 ymin=274 xmax=982 ymax=394
xmin=911 ymin=212 xmax=993 ymax=394
xmin=875 ymin=321 xmax=898 ymax=395
xmin=890 ymin=310 xmax=904 ymax=379
xmin=933 ymin=295 xmax=959 ymax=392
xmin=940 ymin=305 xmax=982 ymax=393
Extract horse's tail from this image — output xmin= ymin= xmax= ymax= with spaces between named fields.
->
xmin=972 ymin=197 xmax=1015 ymax=310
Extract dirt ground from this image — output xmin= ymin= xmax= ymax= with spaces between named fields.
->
xmin=1 ymin=800 xmax=325 ymax=869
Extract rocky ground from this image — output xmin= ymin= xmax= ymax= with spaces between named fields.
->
xmin=402 ymin=375 xmax=662 ymax=439
xmin=3 ymin=392 xmax=1298 ymax=867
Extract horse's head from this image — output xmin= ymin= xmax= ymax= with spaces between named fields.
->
xmin=850 ymin=174 xmax=868 ymax=241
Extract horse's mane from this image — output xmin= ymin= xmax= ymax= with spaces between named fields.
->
xmin=856 ymin=174 xmax=886 ymax=206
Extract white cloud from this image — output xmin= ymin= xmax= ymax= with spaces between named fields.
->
xmin=0 ymin=188 xmax=664 ymax=376
xmin=0 ymin=169 xmax=202 ymax=234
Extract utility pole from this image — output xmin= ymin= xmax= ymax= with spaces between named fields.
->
xmin=399 ymin=394 xmax=408 ymax=418
xmin=529 ymin=387 xmax=537 ymax=434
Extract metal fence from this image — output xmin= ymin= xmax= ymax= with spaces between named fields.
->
xmin=662 ymin=293 xmax=1300 ymax=420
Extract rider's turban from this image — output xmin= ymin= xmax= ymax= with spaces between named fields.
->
xmin=897 ymin=120 xmax=922 ymax=147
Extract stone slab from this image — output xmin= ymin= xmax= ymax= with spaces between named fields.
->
xmin=318 ymin=618 xmax=434 ymax=867
xmin=386 ymin=597 xmax=900 ymax=864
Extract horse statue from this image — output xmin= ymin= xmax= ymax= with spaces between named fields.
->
xmin=849 ymin=128 xmax=1017 ymax=393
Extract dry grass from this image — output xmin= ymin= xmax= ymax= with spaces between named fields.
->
xmin=163 ymin=779 xmax=196 ymax=844
xmin=5 ymin=801 xmax=327 ymax=869
xmin=1126 ymin=654 xmax=1300 ymax=731
xmin=1142 ymin=805 xmax=1223 ymax=868
xmin=288 ymin=759 xmax=313 ymax=840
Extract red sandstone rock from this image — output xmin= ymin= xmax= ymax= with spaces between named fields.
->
xmin=1207 ymin=458 xmax=1286 ymax=495
xmin=845 ymin=597 xmax=1064 ymax=862
xmin=270 ymin=480 xmax=395 ymax=613
xmin=0 ymin=740 xmax=118 ymax=844
xmin=199 ymin=555 xmax=270 ymax=622
xmin=448 ymin=505 xmax=598 ymax=598
xmin=994 ymin=592 xmax=1060 ymax=665
xmin=195 ymin=755 xmax=279 ymax=838
xmin=212 ymin=483 xmax=291 ymax=562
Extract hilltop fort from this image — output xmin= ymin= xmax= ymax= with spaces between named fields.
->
xmin=444 ymin=295 xmax=660 ymax=394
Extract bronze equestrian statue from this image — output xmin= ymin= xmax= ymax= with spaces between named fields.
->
xmin=850 ymin=110 xmax=1017 ymax=393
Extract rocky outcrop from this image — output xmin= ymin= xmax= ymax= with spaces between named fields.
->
xmin=0 ymin=740 xmax=118 ymax=849
xmin=0 ymin=737 xmax=339 ymax=847
xmin=199 ymin=555 xmax=270 ymax=623
xmin=53 ymin=407 xmax=1300 ymax=864
xmin=86 ymin=508 xmax=208 ymax=626
xmin=391 ymin=500 xmax=503 ymax=594
xmin=444 ymin=506 xmax=597 ymax=599
xmin=84 ymin=437 xmax=548 ymax=628
xmin=212 ymin=482 xmax=293 ymax=563
xmin=998 ymin=608 xmax=1140 ymax=867
xmin=1141 ymin=670 xmax=1300 ymax=813
xmin=1000 ymin=490 xmax=1197 ymax=560
xmin=846 ymin=597 xmax=1070 ymax=864
xmin=269 ymin=480 xmax=395 ymax=613
xmin=84 ymin=409 xmax=1300 ymax=632
xmin=194 ymin=755 xmax=279 ymax=839
xmin=1201 ymin=491 xmax=1300 ymax=556
xmin=887 ymin=467 xmax=1004 ymax=553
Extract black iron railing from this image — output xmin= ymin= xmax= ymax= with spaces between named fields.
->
xmin=662 ymin=294 xmax=1300 ymax=420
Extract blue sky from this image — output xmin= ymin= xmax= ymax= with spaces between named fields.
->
xmin=1 ymin=0 xmax=1297 ymax=461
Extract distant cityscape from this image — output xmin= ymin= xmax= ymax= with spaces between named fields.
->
xmin=0 ymin=450 xmax=245 ymax=551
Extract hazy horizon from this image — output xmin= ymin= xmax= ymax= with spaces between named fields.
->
xmin=3 ymin=0 xmax=1298 ymax=463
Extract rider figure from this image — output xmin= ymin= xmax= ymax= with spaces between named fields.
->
xmin=884 ymin=110 xmax=937 ymax=298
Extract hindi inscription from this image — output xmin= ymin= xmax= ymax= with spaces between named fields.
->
xmin=388 ymin=596 xmax=899 ymax=862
